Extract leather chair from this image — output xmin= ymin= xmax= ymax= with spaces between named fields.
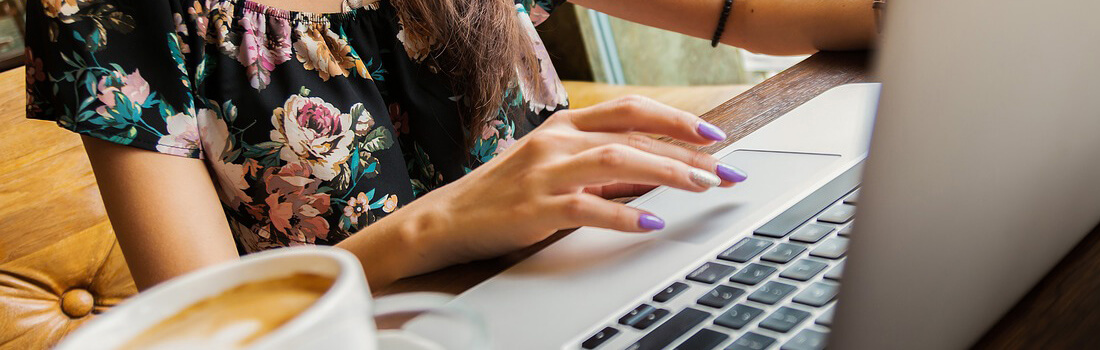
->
xmin=0 ymin=63 xmax=746 ymax=348
xmin=0 ymin=66 xmax=138 ymax=349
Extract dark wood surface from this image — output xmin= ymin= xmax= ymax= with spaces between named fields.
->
xmin=973 ymin=220 xmax=1100 ymax=349
xmin=377 ymin=51 xmax=1100 ymax=348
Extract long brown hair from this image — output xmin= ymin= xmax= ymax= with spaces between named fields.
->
xmin=390 ymin=0 xmax=539 ymax=149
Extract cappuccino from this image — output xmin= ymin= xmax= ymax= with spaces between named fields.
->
xmin=120 ymin=273 xmax=334 ymax=350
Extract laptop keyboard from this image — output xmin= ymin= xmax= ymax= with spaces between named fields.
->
xmin=580 ymin=167 xmax=862 ymax=350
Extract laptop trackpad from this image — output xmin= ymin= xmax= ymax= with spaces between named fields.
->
xmin=633 ymin=150 xmax=840 ymax=244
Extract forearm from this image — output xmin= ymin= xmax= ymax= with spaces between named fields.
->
xmin=335 ymin=191 xmax=458 ymax=293
xmin=572 ymin=0 xmax=877 ymax=55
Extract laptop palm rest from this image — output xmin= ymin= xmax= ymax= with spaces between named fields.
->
xmin=638 ymin=150 xmax=839 ymax=245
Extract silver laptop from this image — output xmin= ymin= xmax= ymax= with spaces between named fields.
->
xmin=409 ymin=0 xmax=1100 ymax=349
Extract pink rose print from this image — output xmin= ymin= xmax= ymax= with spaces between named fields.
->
xmin=271 ymin=94 xmax=355 ymax=181
xmin=238 ymin=11 xmax=293 ymax=90
xmin=95 ymin=69 xmax=151 ymax=118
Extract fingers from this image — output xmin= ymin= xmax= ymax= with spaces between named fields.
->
xmin=585 ymin=132 xmax=748 ymax=186
xmin=543 ymin=144 xmax=721 ymax=194
xmin=562 ymin=95 xmax=726 ymax=145
xmin=549 ymin=193 xmax=664 ymax=233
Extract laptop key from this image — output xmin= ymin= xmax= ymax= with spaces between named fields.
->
xmin=729 ymin=263 xmax=777 ymax=285
xmin=718 ymin=237 xmax=773 ymax=263
xmin=792 ymin=282 xmax=840 ymax=307
xmin=754 ymin=165 xmax=861 ymax=238
xmin=789 ymin=224 xmax=834 ymax=243
xmin=759 ymin=306 xmax=811 ymax=333
xmin=674 ymin=329 xmax=729 ymax=350
xmin=843 ymin=189 xmax=860 ymax=204
xmin=816 ymin=305 xmax=836 ymax=327
xmin=697 ymin=285 xmax=745 ymax=309
xmin=780 ymin=259 xmax=829 ymax=281
xmin=838 ymin=225 xmax=853 ymax=237
xmin=687 ymin=262 xmax=738 ymax=284
xmin=726 ymin=332 xmax=777 ymax=350
xmin=714 ymin=303 xmax=764 ymax=329
xmin=747 ymin=281 xmax=798 ymax=305
xmin=626 ymin=307 xmax=711 ymax=350
xmin=619 ymin=304 xmax=657 ymax=326
xmin=810 ymin=237 xmax=849 ymax=259
xmin=818 ymin=204 xmax=856 ymax=224
xmin=581 ymin=327 xmax=619 ymax=349
xmin=824 ymin=261 xmax=845 ymax=281
xmin=760 ymin=243 xmax=806 ymax=264
xmin=633 ymin=308 xmax=671 ymax=330
xmin=653 ymin=282 xmax=690 ymax=303
xmin=782 ymin=329 xmax=829 ymax=350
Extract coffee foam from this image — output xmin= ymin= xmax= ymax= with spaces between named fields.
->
xmin=120 ymin=273 xmax=334 ymax=350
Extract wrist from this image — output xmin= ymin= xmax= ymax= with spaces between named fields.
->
xmin=336 ymin=195 xmax=457 ymax=291
xmin=393 ymin=201 xmax=458 ymax=273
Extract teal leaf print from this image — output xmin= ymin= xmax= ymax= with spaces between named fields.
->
xmin=361 ymin=127 xmax=394 ymax=153
xmin=103 ymin=126 xmax=138 ymax=145
xmin=367 ymin=58 xmax=387 ymax=81
xmin=362 ymin=161 xmax=378 ymax=174
xmin=368 ymin=194 xmax=388 ymax=210
xmin=222 ymin=100 xmax=238 ymax=123
xmin=195 ymin=55 xmax=212 ymax=88
xmin=166 ymin=33 xmax=190 ymax=89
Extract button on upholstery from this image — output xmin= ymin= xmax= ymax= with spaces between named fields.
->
xmin=60 ymin=289 xmax=95 ymax=318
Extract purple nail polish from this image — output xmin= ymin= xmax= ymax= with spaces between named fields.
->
xmin=638 ymin=214 xmax=665 ymax=230
xmin=697 ymin=122 xmax=727 ymax=141
xmin=716 ymin=164 xmax=748 ymax=183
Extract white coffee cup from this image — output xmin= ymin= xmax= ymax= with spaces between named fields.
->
xmin=54 ymin=246 xmax=485 ymax=350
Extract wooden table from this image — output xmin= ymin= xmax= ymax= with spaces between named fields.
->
xmin=378 ymin=51 xmax=1100 ymax=348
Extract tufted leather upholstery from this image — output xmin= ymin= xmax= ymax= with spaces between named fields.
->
xmin=0 ymin=66 xmax=138 ymax=349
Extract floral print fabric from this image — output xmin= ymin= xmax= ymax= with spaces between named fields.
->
xmin=26 ymin=0 xmax=568 ymax=253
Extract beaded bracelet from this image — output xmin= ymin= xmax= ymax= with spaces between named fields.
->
xmin=711 ymin=0 xmax=734 ymax=47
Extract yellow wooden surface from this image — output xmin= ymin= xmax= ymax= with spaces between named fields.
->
xmin=563 ymin=81 xmax=751 ymax=116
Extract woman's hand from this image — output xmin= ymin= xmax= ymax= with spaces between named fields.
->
xmin=340 ymin=96 xmax=748 ymax=288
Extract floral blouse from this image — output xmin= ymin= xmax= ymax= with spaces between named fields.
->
xmin=26 ymin=0 xmax=569 ymax=253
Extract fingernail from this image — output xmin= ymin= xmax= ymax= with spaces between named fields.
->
xmin=697 ymin=121 xmax=727 ymax=141
xmin=638 ymin=213 xmax=665 ymax=230
xmin=689 ymin=168 xmax=722 ymax=188
xmin=716 ymin=164 xmax=748 ymax=183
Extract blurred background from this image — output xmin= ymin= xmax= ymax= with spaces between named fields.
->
xmin=0 ymin=0 xmax=23 ymax=71
xmin=538 ymin=3 xmax=807 ymax=115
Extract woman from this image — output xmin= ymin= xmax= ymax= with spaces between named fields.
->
xmin=25 ymin=0 xmax=876 ymax=291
